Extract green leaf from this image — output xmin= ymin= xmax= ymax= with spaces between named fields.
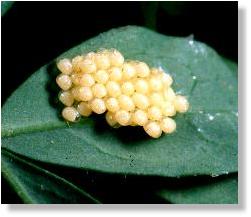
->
xmin=157 ymin=174 xmax=238 ymax=204
xmin=222 ymin=56 xmax=238 ymax=73
xmin=1 ymin=149 xmax=100 ymax=204
xmin=1 ymin=26 xmax=237 ymax=177
xmin=1 ymin=1 xmax=14 ymax=16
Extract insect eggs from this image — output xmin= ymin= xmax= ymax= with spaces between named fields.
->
xmin=56 ymin=48 xmax=189 ymax=138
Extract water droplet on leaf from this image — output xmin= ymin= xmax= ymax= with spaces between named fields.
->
xmin=207 ymin=114 xmax=215 ymax=121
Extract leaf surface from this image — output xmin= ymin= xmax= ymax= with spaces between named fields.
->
xmin=157 ymin=174 xmax=238 ymax=204
xmin=1 ymin=149 xmax=100 ymax=204
xmin=1 ymin=26 xmax=238 ymax=177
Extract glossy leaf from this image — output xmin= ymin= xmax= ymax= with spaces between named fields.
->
xmin=1 ymin=26 xmax=237 ymax=177
xmin=1 ymin=149 xmax=100 ymax=204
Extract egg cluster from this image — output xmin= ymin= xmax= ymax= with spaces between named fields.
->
xmin=56 ymin=49 xmax=189 ymax=138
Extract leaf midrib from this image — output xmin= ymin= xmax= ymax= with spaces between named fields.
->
xmin=2 ymin=109 xmax=237 ymax=173
xmin=1 ymin=109 xmax=236 ymax=139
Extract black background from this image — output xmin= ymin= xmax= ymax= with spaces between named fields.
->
xmin=1 ymin=1 xmax=238 ymax=203
xmin=2 ymin=1 xmax=237 ymax=104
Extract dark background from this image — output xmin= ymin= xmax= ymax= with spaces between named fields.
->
xmin=1 ymin=1 xmax=237 ymax=104
xmin=1 ymin=1 xmax=238 ymax=203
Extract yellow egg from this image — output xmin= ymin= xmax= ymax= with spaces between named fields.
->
xmin=92 ymin=83 xmax=107 ymax=98
xmin=71 ymin=86 xmax=93 ymax=101
xmin=59 ymin=91 xmax=74 ymax=106
xmin=149 ymin=92 xmax=164 ymax=107
xmin=105 ymin=111 xmax=118 ymax=127
xmin=56 ymin=74 xmax=72 ymax=91
xmin=163 ymin=87 xmax=176 ymax=101
xmin=122 ymin=62 xmax=136 ymax=80
xmin=147 ymin=106 xmax=162 ymax=121
xmin=62 ymin=107 xmax=80 ymax=122
xmin=132 ymin=110 xmax=148 ymax=126
xmin=109 ymin=67 xmax=123 ymax=81
xmin=77 ymin=102 xmax=92 ymax=117
xmin=109 ymin=49 xmax=124 ymax=67
xmin=132 ymin=93 xmax=150 ymax=110
xmin=115 ymin=110 xmax=131 ymax=126
xmin=151 ymin=68 xmax=161 ymax=75
xmin=134 ymin=61 xmax=150 ymax=78
xmin=71 ymin=73 xmax=81 ymax=86
xmin=106 ymin=81 xmax=121 ymax=97
xmin=118 ymin=95 xmax=135 ymax=112
xmin=57 ymin=58 xmax=73 ymax=75
xmin=94 ymin=70 xmax=109 ymax=84
xmin=149 ymin=77 xmax=163 ymax=91
xmin=90 ymin=98 xmax=107 ymax=114
xmin=134 ymin=79 xmax=149 ymax=94
xmin=106 ymin=97 xmax=120 ymax=112
xmin=161 ymin=102 xmax=176 ymax=117
xmin=95 ymin=52 xmax=110 ymax=70
xmin=72 ymin=55 xmax=84 ymax=73
xmin=162 ymin=73 xmax=173 ymax=86
xmin=174 ymin=95 xmax=189 ymax=113
xmin=160 ymin=117 xmax=176 ymax=134
xmin=143 ymin=121 xmax=162 ymax=138
xmin=121 ymin=81 xmax=135 ymax=96
xmin=79 ymin=73 xmax=95 ymax=87
xmin=79 ymin=58 xmax=96 ymax=73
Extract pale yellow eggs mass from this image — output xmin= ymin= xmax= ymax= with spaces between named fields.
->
xmin=56 ymin=49 xmax=189 ymax=138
